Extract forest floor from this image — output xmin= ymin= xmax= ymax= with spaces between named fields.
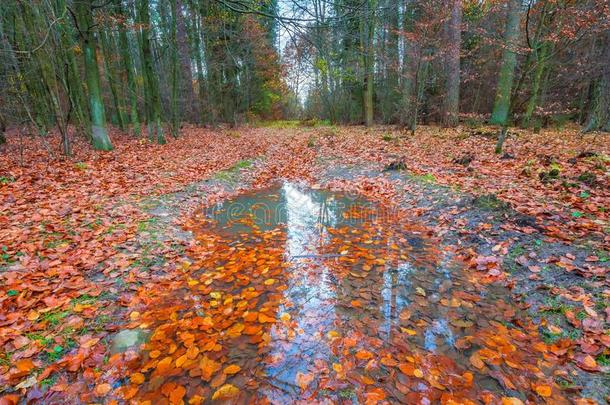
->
xmin=0 ymin=124 xmax=608 ymax=404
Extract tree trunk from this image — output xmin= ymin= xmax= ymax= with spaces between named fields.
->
xmin=362 ymin=0 xmax=376 ymax=127
xmin=442 ymin=0 xmax=462 ymax=127
xmin=399 ymin=0 xmax=416 ymax=128
xmin=192 ymin=14 xmax=207 ymax=124
xmin=176 ymin=0 xmax=195 ymax=123
xmin=522 ymin=42 xmax=550 ymax=127
xmin=100 ymin=29 xmax=126 ymax=130
xmin=490 ymin=0 xmax=521 ymax=126
xmin=76 ymin=0 xmax=113 ymax=150
xmin=137 ymin=0 xmax=165 ymax=144
xmin=114 ymin=0 xmax=141 ymax=136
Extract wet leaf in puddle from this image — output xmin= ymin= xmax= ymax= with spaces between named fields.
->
xmin=450 ymin=319 xmax=474 ymax=328
xmin=296 ymin=371 xmax=314 ymax=391
xmin=576 ymin=354 xmax=599 ymax=371
xmin=469 ymin=352 xmax=484 ymax=369
xmin=212 ymin=384 xmax=239 ymax=400
xmin=399 ymin=308 xmax=411 ymax=321
xmin=365 ymin=387 xmax=386 ymax=402
xmin=355 ymin=349 xmax=374 ymax=360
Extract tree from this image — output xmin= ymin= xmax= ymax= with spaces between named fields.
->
xmin=490 ymin=0 xmax=522 ymax=126
xmin=137 ymin=0 xmax=165 ymax=144
xmin=75 ymin=0 xmax=113 ymax=151
xmin=442 ymin=0 xmax=462 ymax=127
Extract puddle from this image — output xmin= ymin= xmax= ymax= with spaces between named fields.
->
xmin=114 ymin=182 xmax=562 ymax=403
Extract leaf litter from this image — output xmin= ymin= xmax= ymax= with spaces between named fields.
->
xmin=0 ymin=125 xmax=608 ymax=403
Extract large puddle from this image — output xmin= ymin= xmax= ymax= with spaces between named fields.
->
xmin=113 ymin=183 xmax=561 ymax=403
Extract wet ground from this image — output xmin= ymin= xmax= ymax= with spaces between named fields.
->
xmin=107 ymin=183 xmax=566 ymax=404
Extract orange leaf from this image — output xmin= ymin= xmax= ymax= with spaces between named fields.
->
xmin=186 ymin=345 xmax=200 ymax=359
xmin=355 ymin=349 xmax=373 ymax=360
xmin=258 ymin=313 xmax=276 ymax=323
xmin=501 ymin=398 xmax=524 ymax=405
xmin=200 ymin=356 xmax=221 ymax=381
xmin=156 ymin=356 xmax=173 ymax=374
xmin=469 ymin=352 xmax=484 ymax=369
xmin=130 ymin=372 xmax=145 ymax=385
xmin=15 ymin=359 xmax=34 ymax=373
xmin=534 ymin=384 xmax=551 ymax=397
xmin=95 ymin=383 xmax=112 ymax=396
xmin=169 ymin=385 xmax=186 ymax=405
xmin=175 ymin=354 xmax=188 ymax=368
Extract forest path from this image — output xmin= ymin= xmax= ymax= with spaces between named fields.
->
xmin=0 ymin=126 xmax=607 ymax=403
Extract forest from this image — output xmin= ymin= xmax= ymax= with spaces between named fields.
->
xmin=0 ymin=0 xmax=609 ymax=404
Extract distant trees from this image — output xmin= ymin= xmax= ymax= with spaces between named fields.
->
xmin=0 ymin=0 xmax=608 ymax=153
xmin=0 ymin=0 xmax=285 ymax=151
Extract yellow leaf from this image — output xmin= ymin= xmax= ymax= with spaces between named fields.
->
xmin=212 ymin=384 xmax=239 ymax=400
xmin=327 ymin=330 xmax=340 ymax=339
xmin=210 ymin=291 xmax=222 ymax=299
xmin=223 ymin=364 xmax=241 ymax=375
xmin=27 ymin=310 xmax=39 ymax=321
xmin=401 ymin=327 xmax=417 ymax=335
xmin=264 ymin=278 xmax=276 ymax=285
xmin=280 ymin=313 xmax=291 ymax=322
xmin=188 ymin=395 xmax=205 ymax=405
xmin=332 ymin=363 xmax=343 ymax=373
xmin=413 ymin=369 xmax=423 ymax=378
xmin=175 ymin=354 xmax=188 ymax=368
xmin=130 ymin=311 xmax=140 ymax=320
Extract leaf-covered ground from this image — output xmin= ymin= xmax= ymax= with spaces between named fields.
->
xmin=0 ymin=125 xmax=608 ymax=404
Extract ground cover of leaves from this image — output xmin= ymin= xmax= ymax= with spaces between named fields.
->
xmin=0 ymin=124 xmax=608 ymax=404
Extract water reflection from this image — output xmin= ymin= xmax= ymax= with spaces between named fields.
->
xmin=113 ymin=182 xmax=560 ymax=404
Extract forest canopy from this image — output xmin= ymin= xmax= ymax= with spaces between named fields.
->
xmin=0 ymin=0 xmax=609 ymax=154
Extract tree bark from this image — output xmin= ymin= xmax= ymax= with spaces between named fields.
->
xmin=442 ymin=0 xmax=462 ymax=127
xmin=490 ymin=0 xmax=521 ymax=126
xmin=75 ymin=0 xmax=113 ymax=150
xmin=137 ymin=0 xmax=165 ymax=144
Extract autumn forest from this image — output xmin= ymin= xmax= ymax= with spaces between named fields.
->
xmin=0 ymin=0 xmax=609 ymax=404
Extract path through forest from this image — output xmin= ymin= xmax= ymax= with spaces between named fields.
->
xmin=0 ymin=125 xmax=608 ymax=404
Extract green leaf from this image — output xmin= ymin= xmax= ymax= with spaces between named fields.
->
xmin=7 ymin=290 xmax=18 ymax=297
xmin=571 ymin=211 xmax=583 ymax=218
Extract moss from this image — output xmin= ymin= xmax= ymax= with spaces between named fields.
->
xmin=473 ymin=194 xmax=510 ymax=211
